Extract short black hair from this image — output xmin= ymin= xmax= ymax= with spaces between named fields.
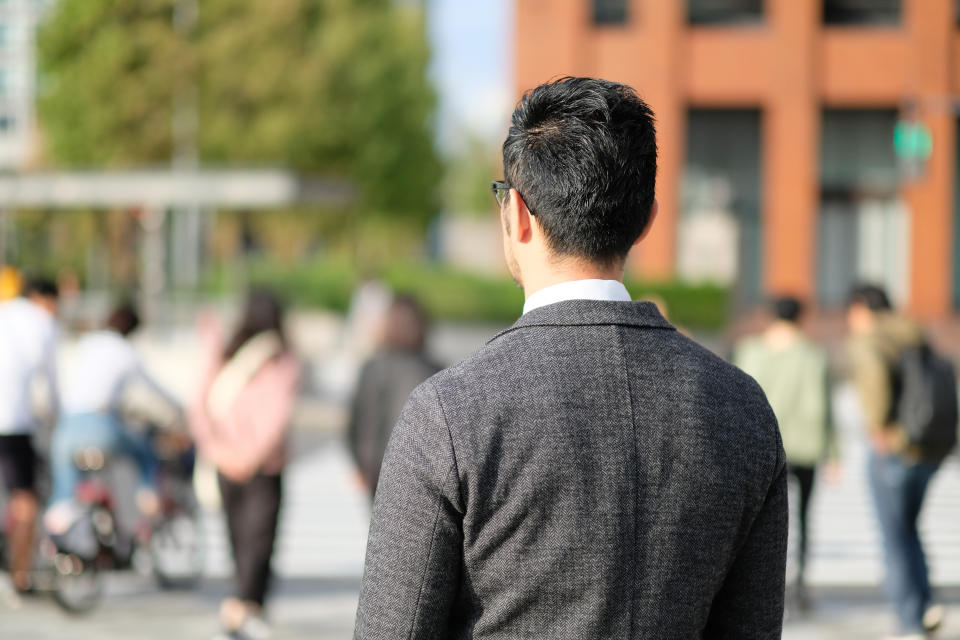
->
xmin=771 ymin=296 xmax=803 ymax=323
xmin=107 ymin=303 xmax=140 ymax=337
xmin=22 ymin=276 xmax=58 ymax=299
xmin=847 ymin=283 xmax=892 ymax=312
xmin=502 ymin=77 xmax=658 ymax=265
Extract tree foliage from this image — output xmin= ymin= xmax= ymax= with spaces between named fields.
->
xmin=37 ymin=0 xmax=440 ymax=222
xmin=442 ymin=131 xmax=500 ymax=217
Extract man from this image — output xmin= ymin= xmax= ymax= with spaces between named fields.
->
xmin=47 ymin=303 xmax=181 ymax=521
xmin=847 ymin=284 xmax=950 ymax=639
xmin=354 ymin=78 xmax=787 ymax=639
xmin=735 ymin=296 xmax=836 ymax=609
xmin=0 ymin=276 xmax=60 ymax=593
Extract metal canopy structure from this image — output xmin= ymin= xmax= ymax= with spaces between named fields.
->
xmin=0 ymin=170 xmax=354 ymax=323
xmin=0 ymin=170 xmax=353 ymax=208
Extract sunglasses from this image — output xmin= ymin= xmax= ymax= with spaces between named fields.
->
xmin=490 ymin=180 xmax=535 ymax=215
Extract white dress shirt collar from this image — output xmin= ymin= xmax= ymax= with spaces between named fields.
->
xmin=522 ymin=279 xmax=631 ymax=315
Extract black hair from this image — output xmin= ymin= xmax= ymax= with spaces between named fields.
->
xmin=771 ymin=296 xmax=803 ymax=323
xmin=502 ymin=76 xmax=658 ymax=265
xmin=107 ymin=303 xmax=140 ymax=337
xmin=847 ymin=283 xmax=892 ymax=312
xmin=22 ymin=276 xmax=59 ymax=299
xmin=380 ymin=294 xmax=428 ymax=353
xmin=224 ymin=287 xmax=287 ymax=361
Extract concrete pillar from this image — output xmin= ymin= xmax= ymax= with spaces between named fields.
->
xmin=0 ymin=209 xmax=8 ymax=266
xmin=762 ymin=0 xmax=820 ymax=300
xmin=140 ymin=206 xmax=167 ymax=326
xmin=903 ymin=0 xmax=954 ymax=319
xmin=630 ymin=0 xmax=684 ymax=280
xmin=514 ymin=0 xmax=589 ymax=93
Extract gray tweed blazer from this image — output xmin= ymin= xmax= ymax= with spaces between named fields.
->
xmin=354 ymin=300 xmax=787 ymax=640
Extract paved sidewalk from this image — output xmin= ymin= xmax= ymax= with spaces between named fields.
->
xmin=4 ymin=576 xmax=959 ymax=639
xmin=782 ymin=587 xmax=960 ymax=639
xmin=1 ymin=575 xmax=360 ymax=640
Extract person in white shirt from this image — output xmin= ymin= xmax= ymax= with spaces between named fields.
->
xmin=47 ymin=303 xmax=180 ymax=521
xmin=0 ymin=277 xmax=60 ymax=592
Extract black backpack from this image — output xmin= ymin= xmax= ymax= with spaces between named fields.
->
xmin=891 ymin=343 xmax=959 ymax=452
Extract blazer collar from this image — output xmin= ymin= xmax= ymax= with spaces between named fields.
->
xmin=489 ymin=299 xmax=675 ymax=344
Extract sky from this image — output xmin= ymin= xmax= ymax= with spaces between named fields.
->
xmin=427 ymin=0 xmax=512 ymax=153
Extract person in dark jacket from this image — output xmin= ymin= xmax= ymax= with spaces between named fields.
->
xmin=347 ymin=295 xmax=439 ymax=497
xmin=847 ymin=284 xmax=949 ymax=639
xmin=353 ymin=77 xmax=786 ymax=640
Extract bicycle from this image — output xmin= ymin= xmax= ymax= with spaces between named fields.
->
xmin=45 ymin=426 xmax=204 ymax=613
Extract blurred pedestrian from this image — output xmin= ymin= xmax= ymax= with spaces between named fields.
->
xmin=344 ymin=273 xmax=391 ymax=358
xmin=847 ymin=283 xmax=956 ymax=639
xmin=190 ymin=289 xmax=300 ymax=640
xmin=0 ymin=265 xmax=22 ymax=301
xmin=735 ymin=295 xmax=836 ymax=609
xmin=45 ymin=303 xmax=181 ymax=533
xmin=347 ymin=295 xmax=440 ymax=498
xmin=354 ymin=77 xmax=787 ymax=639
xmin=0 ymin=276 xmax=59 ymax=593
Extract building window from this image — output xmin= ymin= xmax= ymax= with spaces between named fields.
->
xmin=688 ymin=0 xmax=763 ymax=25
xmin=593 ymin=0 xmax=628 ymax=25
xmin=818 ymin=109 xmax=905 ymax=307
xmin=823 ymin=0 xmax=900 ymax=26
xmin=681 ymin=109 xmax=762 ymax=304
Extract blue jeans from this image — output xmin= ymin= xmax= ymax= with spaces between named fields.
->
xmin=50 ymin=412 xmax=156 ymax=505
xmin=868 ymin=450 xmax=939 ymax=634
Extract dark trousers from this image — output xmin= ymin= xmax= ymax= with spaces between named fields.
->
xmin=868 ymin=451 xmax=939 ymax=634
xmin=788 ymin=464 xmax=816 ymax=586
xmin=218 ymin=472 xmax=283 ymax=607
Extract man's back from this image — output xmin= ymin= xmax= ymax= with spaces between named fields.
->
xmin=355 ymin=300 xmax=786 ymax=639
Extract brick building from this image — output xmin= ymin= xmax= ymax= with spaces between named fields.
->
xmin=514 ymin=0 xmax=960 ymax=318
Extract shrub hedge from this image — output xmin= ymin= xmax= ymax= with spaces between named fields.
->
xmin=206 ymin=258 xmax=730 ymax=330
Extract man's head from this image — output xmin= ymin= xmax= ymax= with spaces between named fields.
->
xmin=22 ymin=276 xmax=59 ymax=315
xmin=846 ymin=283 xmax=892 ymax=334
xmin=107 ymin=303 xmax=140 ymax=337
xmin=497 ymin=77 xmax=658 ymax=289
xmin=771 ymin=296 xmax=803 ymax=325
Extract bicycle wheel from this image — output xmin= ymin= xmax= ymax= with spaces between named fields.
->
xmin=150 ymin=512 xmax=203 ymax=589
xmin=51 ymin=553 xmax=103 ymax=614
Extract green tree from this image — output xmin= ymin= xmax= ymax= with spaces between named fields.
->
xmin=37 ymin=0 xmax=440 ymax=223
xmin=442 ymin=131 xmax=500 ymax=217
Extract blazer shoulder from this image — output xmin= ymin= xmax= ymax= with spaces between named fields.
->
xmin=668 ymin=330 xmax=780 ymax=433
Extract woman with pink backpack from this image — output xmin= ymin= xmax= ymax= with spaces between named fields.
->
xmin=190 ymin=289 xmax=300 ymax=640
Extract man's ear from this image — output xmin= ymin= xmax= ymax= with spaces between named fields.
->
xmin=511 ymin=189 xmax=534 ymax=244
xmin=633 ymin=199 xmax=659 ymax=247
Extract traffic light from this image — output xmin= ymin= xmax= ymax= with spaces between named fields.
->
xmin=894 ymin=118 xmax=932 ymax=181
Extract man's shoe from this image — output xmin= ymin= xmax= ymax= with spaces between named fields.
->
xmin=923 ymin=604 xmax=945 ymax=633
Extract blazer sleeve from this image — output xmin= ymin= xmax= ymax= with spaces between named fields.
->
xmin=353 ymin=381 xmax=464 ymax=640
xmin=703 ymin=423 xmax=788 ymax=640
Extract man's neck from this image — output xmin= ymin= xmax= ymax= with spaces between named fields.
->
xmin=763 ymin=321 xmax=801 ymax=349
xmin=522 ymin=259 xmax=625 ymax=300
